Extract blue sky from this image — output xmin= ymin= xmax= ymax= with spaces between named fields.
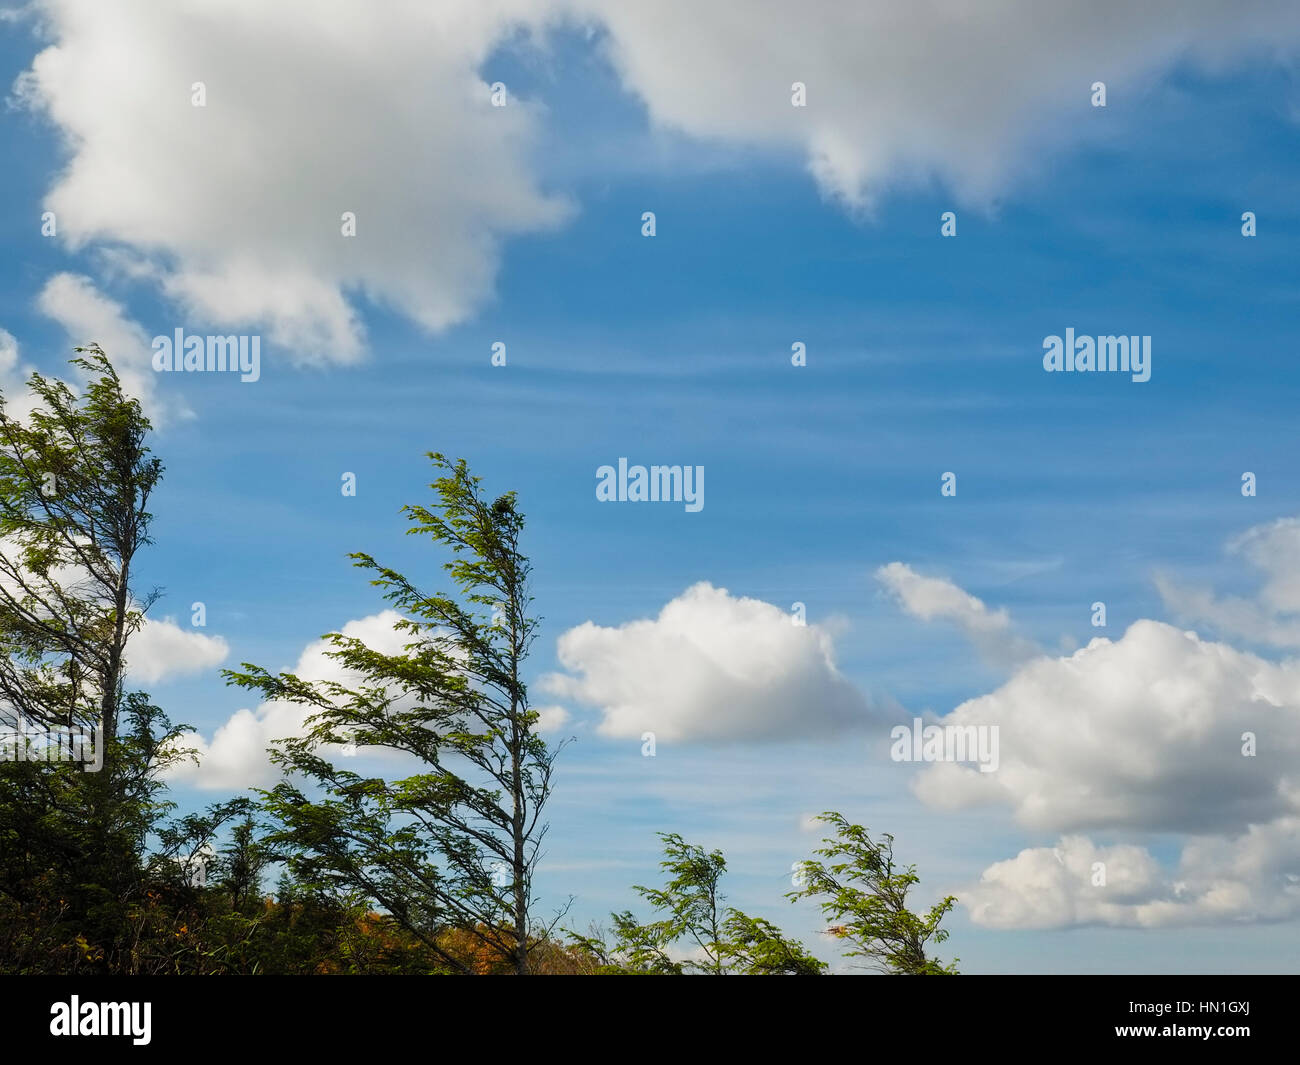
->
xmin=3 ymin=2 xmax=1300 ymax=972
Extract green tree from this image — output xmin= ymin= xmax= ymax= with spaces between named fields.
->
xmin=789 ymin=811 xmax=958 ymax=974
xmin=217 ymin=812 xmax=271 ymax=913
xmin=0 ymin=348 xmax=187 ymax=974
xmin=0 ymin=343 xmax=162 ymax=754
xmin=573 ymin=832 xmax=825 ymax=975
xmin=0 ymin=692 xmax=197 ymax=973
xmin=226 ymin=454 xmax=564 ymax=974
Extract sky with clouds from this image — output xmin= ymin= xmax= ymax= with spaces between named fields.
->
xmin=2 ymin=0 xmax=1300 ymax=972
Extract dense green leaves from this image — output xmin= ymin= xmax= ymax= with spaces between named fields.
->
xmin=789 ymin=811 xmax=959 ymax=974
xmin=225 ymin=453 xmax=564 ymax=974
xmin=0 ymin=344 xmax=161 ymax=751
xmin=572 ymin=832 xmax=827 ymax=975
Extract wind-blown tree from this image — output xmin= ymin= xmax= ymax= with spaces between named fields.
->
xmin=572 ymin=832 xmax=826 ymax=975
xmin=0 ymin=343 xmax=162 ymax=753
xmin=0 ymin=347 xmax=191 ymax=974
xmin=227 ymin=454 xmax=564 ymax=975
xmin=789 ymin=811 xmax=958 ymax=974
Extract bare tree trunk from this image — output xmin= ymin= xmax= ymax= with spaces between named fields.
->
xmin=98 ymin=565 xmax=130 ymax=752
xmin=510 ymin=601 xmax=528 ymax=975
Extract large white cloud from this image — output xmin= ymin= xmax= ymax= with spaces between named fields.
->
xmin=542 ymin=581 xmax=872 ymax=742
xmin=964 ymin=823 xmax=1300 ymax=930
xmin=909 ymin=619 xmax=1300 ymax=834
xmin=573 ymin=0 xmax=1300 ymax=210
xmin=17 ymin=0 xmax=570 ymax=362
xmin=880 ymin=553 xmax=1300 ymax=929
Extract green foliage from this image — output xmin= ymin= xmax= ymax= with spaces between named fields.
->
xmin=572 ymin=832 xmax=825 ymax=975
xmin=0 ymin=344 xmax=162 ymax=752
xmin=224 ymin=454 xmax=564 ymax=974
xmin=789 ymin=811 xmax=958 ymax=974
xmin=0 ymin=694 xmax=195 ymax=973
xmin=0 ymin=347 xmax=226 ymax=975
xmin=715 ymin=909 xmax=828 ymax=976
xmin=0 ymin=349 xmax=958 ymax=977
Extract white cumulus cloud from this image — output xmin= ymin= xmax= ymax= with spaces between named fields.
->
xmin=964 ymin=823 xmax=1300 ymax=929
xmin=881 ymin=556 xmax=1300 ymax=928
xmin=542 ymin=581 xmax=872 ymax=742
xmin=908 ymin=620 xmax=1300 ymax=834
xmin=15 ymin=0 xmax=1300 ymax=375
xmin=573 ymin=0 xmax=1300 ymax=210
xmin=169 ymin=610 xmax=412 ymax=790
xmin=126 ymin=616 xmax=229 ymax=685
xmin=531 ymin=704 xmax=571 ymax=735
xmin=0 ymin=328 xmax=38 ymax=420
xmin=18 ymin=0 xmax=570 ymax=363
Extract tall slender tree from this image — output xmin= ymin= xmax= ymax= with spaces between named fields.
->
xmin=228 ymin=454 xmax=564 ymax=974
xmin=0 ymin=344 xmax=162 ymax=754
xmin=0 ymin=346 xmax=183 ymax=974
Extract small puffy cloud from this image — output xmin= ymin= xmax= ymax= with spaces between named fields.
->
xmin=0 ymin=329 xmax=20 ymax=376
xmin=0 ymin=535 xmax=225 ymax=685
xmin=126 ymin=616 xmax=228 ymax=684
xmin=0 ymin=328 xmax=38 ymax=420
xmin=36 ymin=272 xmax=171 ymax=416
xmin=876 ymin=562 xmax=1039 ymax=667
xmin=1158 ymin=517 xmax=1300 ymax=648
xmin=531 ymin=704 xmax=571 ymax=734
xmin=1234 ymin=518 xmax=1300 ymax=614
xmin=798 ymin=812 xmax=824 ymax=833
xmin=169 ymin=610 xmax=411 ymax=790
xmin=542 ymin=581 xmax=872 ymax=742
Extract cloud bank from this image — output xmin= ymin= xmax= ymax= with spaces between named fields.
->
xmin=15 ymin=0 xmax=1300 ymax=369
xmin=882 ymin=552 xmax=1300 ymax=929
